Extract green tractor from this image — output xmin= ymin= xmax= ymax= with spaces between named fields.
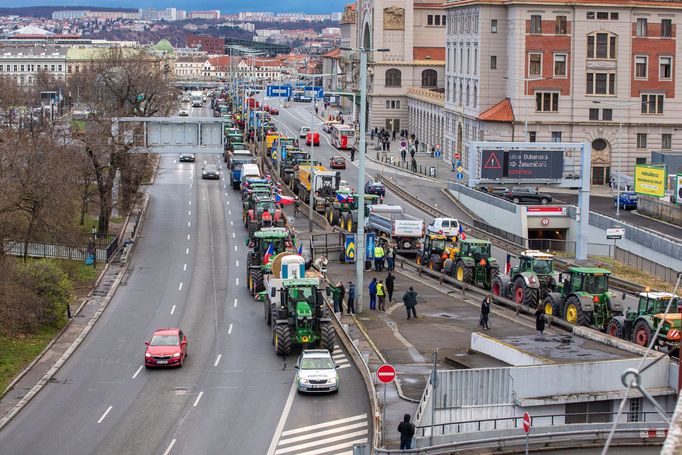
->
xmin=492 ymin=250 xmax=558 ymax=307
xmin=325 ymin=190 xmax=382 ymax=232
xmin=416 ymin=234 xmax=457 ymax=271
xmin=443 ymin=238 xmax=499 ymax=289
xmin=608 ymin=292 xmax=681 ymax=355
xmin=243 ymin=195 xmax=284 ymax=237
xmin=279 ymin=149 xmax=310 ymax=185
xmin=543 ymin=267 xmax=621 ymax=327
xmin=246 ymin=228 xmax=296 ymax=296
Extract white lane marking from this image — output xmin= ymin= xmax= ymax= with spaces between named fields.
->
xmin=203 ymin=159 xmax=207 ymax=164
xmin=214 ymin=354 xmax=222 ymax=367
xmin=280 ymin=414 xmax=368 ymax=437
xmin=266 ymin=381 xmax=298 ymax=455
xmin=187 ymin=234 xmax=191 ymax=240
xmin=183 ymin=264 xmax=187 ymax=271
xmin=338 ymin=364 xmax=352 ymax=369
xmin=189 ymin=201 xmax=191 ymax=205
xmin=97 ymin=406 xmax=113 ymax=424
xmin=132 ymin=365 xmax=143 ymax=379
xmin=186 ymin=248 xmax=189 ymax=254
xmin=173 ymin=159 xmax=177 ymax=164
xmin=162 ymin=439 xmax=176 ymax=455
xmin=280 ymin=438 xmax=368 ymax=455
xmin=228 ymin=324 xmax=233 ymax=334
xmin=230 ymin=220 xmax=234 ymax=226
xmin=234 ymin=245 xmax=238 ymax=251
xmin=228 ymin=210 xmax=232 ymax=215
xmin=277 ymin=421 xmax=367 ymax=445
xmin=170 ymin=305 xmax=176 ymax=315
xmin=235 ymin=278 xmax=239 ymax=286
xmin=188 ymin=210 xmax=191 ymax=216
xmin=189 ymin=183 xmax=192 ymax=188
xmin=188 ymin=221 xmax=191 ymax=227
xmin=225 ymin=192 xmax=228 ymax=196
xmin=232 ymin=232 xmax=235 ymax=238
xmin=227 ymin=200 xmax=230 ymax=206
xmin=234 ymin=298 xmax=238 ymax=307
xmin=178 ymin=282 xmax=183 ymax=291
xmin=235 ymin=260 xmax=239 ymax=267
xmin=193 ymin=391 xmax=204 ymax=407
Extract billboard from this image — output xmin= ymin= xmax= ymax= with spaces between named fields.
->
xmin=480 ymin=150 xmax=564 ymax=180
xmin=634 ymin=165 xmax=667 ymax=198
xmin=676 ymin=175 xmax=682 ymax=205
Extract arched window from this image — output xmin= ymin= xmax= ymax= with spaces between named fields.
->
xmin=385 ymin=69 xmax=402 ymax=87
xmin=421 ymin=69 xmax=438 ymax=87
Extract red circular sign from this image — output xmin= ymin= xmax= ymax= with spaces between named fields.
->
xmin=541 ymin=217 xmax=550 ymax=226
xmin=523 ymin=412 xmax=531 ymax=433
xmin=376 ymin=364 xmax=396 ymax=383
xmin=454 ymin=152 xmax=461 ymax=160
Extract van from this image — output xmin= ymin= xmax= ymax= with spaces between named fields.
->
xmin=427 ymin=218 xmax=460 ymax=237
xmin=239 ymin=163 xmax=261 ymax=188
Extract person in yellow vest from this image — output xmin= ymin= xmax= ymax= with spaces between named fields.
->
xmin=374 ymin=244 xmax=385 ymax=272
xmin=376 ymin=280 xmax=387 ymax=311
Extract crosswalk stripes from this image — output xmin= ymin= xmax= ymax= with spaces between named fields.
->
xmin=332 ymin=345 xmax=351 ymax=370
xmin=274 ymin=413 xmax=368 ymax=455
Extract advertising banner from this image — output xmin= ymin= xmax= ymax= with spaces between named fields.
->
xmin=634 ymin=165 xmax=666 ymax=198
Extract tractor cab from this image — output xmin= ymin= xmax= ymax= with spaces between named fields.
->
xmin=637 ymin=292 xmax=681 ymax=315
xmin=515 ymin=251 xmax=554 ymax=276
xmin=458 ymin=239 xmax=492 ymax=265
xmin=559 ymin=268 xmax=610 ymax=295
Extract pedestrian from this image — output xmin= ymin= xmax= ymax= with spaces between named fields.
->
xmin=535 ymin=305 xmax=546 ymax=336
xmin=374 ymin=244 xmax=385 ymax=271
xmin=403 ymin=287 xmax=418 ymax=319
xmin=386 ymin=244 xmax=395 ymax=271
xmin=410 ymin=149 xmax=416 ymax=160
xmin=479 ymin=296 xmax=491 ymax=329
xmin=392 ymin=130 xmax=397 ymax=141
xmin=368 ymin=278 xmax=378 ymax=310
xmin=377 ymin=280 xmax=386 ymax=311
xmin=386 ymin=141 xmax=391 ymax=153
xmin=371 ymin=130 xmax=375 ymax=140
xmin=339 ymin=281 xmax=346 ymax=313
xmin=398 ymin=414 xmax=416 ymax=450
xmin=401 ymin=148 xmax=406 ymax=162
xmin=315 ymin=106 xmax=319 ymax=116
xmin=415 ymin=139 xmax=420 ymax=151
xmin=347 ymin=281 xmax=356 ymax=315
xmin=350 ymin=147 xmax=356 ymax=161
xmin=431 ymin=146 xmax=435 ymax=157
xmin=332 ymin=282 xmax=342 ymax=313
xmin=411 ymin=157 xmax=417 ymax=172
xmin=385 ymin=271 xmax=395 ymax=303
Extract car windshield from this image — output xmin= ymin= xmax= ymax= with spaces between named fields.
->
xmin=300 ymin=358 xmax=334 ymax=370
xmin=432 ymin=239 xmax=446 ymax=250
xmin=582 ymin=274 xmax=608 ymax=294
xmin=205 ymin=165 xmax=218 ymax=172
xmin=150 ymin=335 xmax=180 ymax=346
xmin=288 ymin=286 xmax=315 ymax=303
xmin=532 ymin=260 xmax=553 ymax=274
xmin=258 ymin=202 xmax=276 ymax=213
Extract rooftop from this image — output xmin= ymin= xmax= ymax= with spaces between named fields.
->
xmin=478 ymin=98 xmax=515 ymax=123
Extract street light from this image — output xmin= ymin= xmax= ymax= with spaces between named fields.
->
xmin=340 ymin=46 xmax=390 ymax=314
xmin=592 ymin=100 xmax=641 ymax=217
xmin=502 ymin=76 xmax=550 ymax=139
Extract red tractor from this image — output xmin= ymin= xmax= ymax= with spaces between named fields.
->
xmin=245 ymin=195 xmax=284 ymax=237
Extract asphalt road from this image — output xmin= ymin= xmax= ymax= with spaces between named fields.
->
xmin=0 ymin=103 xmax=370 ymax=455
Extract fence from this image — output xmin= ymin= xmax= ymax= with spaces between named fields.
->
xmin=3 ymin=235 xmax=119 ymax=262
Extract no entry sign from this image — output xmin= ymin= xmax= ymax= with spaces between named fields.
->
xmin=523 ymin=412 xmax=531 ymax=433
xmin=376 ymin=364 xmax=396 ymax=383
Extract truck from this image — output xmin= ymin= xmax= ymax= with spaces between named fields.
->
xmin=190 ymin=91 xmax=203 ymax=107
xmin=262 ymin=253 xmax=335 ymax=356
xmin=279 ymin=149 xmax=310 ymax=185
xmin=330 ymin=124 xmax=356 ymax=150
xmin=228 ymin=151 xmax=257 ymax=189
xmin=366 ymin=204 xmax=425 ymax=256
xmin=294 ymin=165 xmax=341 ymax=213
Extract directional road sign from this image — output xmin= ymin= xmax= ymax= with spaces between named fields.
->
xmin=376 ymin=364 xmax=396 ymax=383
xmin=266 ymin=85 xmax=292 ymax=98
xmin=457 ymin=172 xmax=464 ymax=180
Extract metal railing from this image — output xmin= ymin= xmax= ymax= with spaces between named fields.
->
xmin=311 ymin=232 xmax=344 ymax=258
xmin=3 ymin=235 xmax=119 ymax=262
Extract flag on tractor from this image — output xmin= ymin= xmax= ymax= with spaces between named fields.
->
xmin=458 ymin=224 xmax=466 ymax=240
xmin=263 ymin=242 xmax=275 ymax=264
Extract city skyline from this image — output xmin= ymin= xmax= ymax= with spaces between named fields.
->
xmin=13 ymin=1 xmax=346 ymax=14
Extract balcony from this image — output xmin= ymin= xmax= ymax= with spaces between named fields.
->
xmin=407 ymin=87 xmax=445 ymax=106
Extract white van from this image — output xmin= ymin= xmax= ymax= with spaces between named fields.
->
xmin=239 ymin=163 xmax=261 ymax=187
xmin=427 ymin=217 xmax=460 ymax=237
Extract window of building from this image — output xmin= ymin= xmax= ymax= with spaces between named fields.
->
xmin=536 ymin=92 xmax=559 ymax=112
xmin=566 ymin=401 xmax=612 ymax=424
xmin=586 ymin=72 xmax=616 ymax=95
xmin=637 ymin=133 xmax=648 ymax=148
xmin=385 ymin=69 xmax=402 ymax=87
xmin=20 ymin=65 xmax=24 ymax=72
xmin=442 ymin=15 xmax=447 ymax=25
xmin=636 ymin=18 xmax=648 ymax=37
xmin=551 ymin=131 xmax=562 ymax=142
xmin=555 ymin=16 xmax=567 ymax=34
xmin=473 ymin=86 xmax=477 ymax=107
xmin=427 ymin=14 xmax=433 ymax=26
xmin=635 ymin=56 xmax=648 ymax=79
xmin=435 ymin=15 xmax=441 ymax=26
xmin=474 ymin=48 xmax=478 ymax=75
xmin=597 ymin=12 xmax=609 ymax=20
xmin=587 ymin=33 xmax=617 ymax=59
xmin=589 ymin=108 xmax=600 ymax=120
xmin=641 ymin=94 xmax=664 ymax=114
xmin=662 ymin=133 xmax=672 ymax=149
xmin=491 ymin=19 xmax=498 ymax=33
xmin=529 ymin=53 xmax=542 ymax=76
xmin=467 ymin=48 xmax=470 ymax=73
xmin=611 ymin=12 xmax=619 ymax=20
xmin=421 ymin=69 xmax=438 ymax=87
xmin=530 ymin=15 xmax=542 ymax=34
xmin=491 ymin=55 xmax=497 ymax=69
xmin=554 ymin=54 xmax=567 ymax=77
xmin=636 ymin=157 xmax=647 ymax=164
xmin=529 ymin=131 xmax=537 ymax=142
xmin=660 ymin=56 xmax=672 ymax=80
xmin=466 ymin=84 xmax=470 ymax=106
xmin=662 ymin=19 xmax=673 ymax=38
xmin=603 ymin=109 xmax=613 ymax=120
xmin=587 ymin=12 xmax=595 ymax=19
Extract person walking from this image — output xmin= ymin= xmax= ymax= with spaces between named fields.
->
xmin=338 ymin=281 xmax=346 ymax=314
xmin=410 ymin=149 xmax=416 ymax=160
xmin=377 ymin=280 xmax=386 ymax=311
xmin=411 ymin=157 xmax=417 ymax=172
xmin=535 ymin=305 xmax=546 ymax=336
xmin=479 ymin=296 xmax=491 ymax=329
xmin=401 ymin=148 xmax=406 ymax=163
xmin=350 ymin=147 xmax=356 ymax=161
xmin=374 ymin=244 xmax=385 ymax=272
xmin=347 ymin=281 xmax=356 ymax=315
xmin=398 ymin=414 xmax=415 ymax=450
xmin=403 ymin=287 xmax=418 ymax=319
xmin=385 ymin=271 xmax=395 ymax=303
xmin=332 ymin=282 xmax=342 ymax=314
xmin=392 ymin=130 xmax=397 ymax=141
xmin=386 ymin=244 xmax=396 ymax=271
xmin=368 ymin=278 xmax=378 ymax=310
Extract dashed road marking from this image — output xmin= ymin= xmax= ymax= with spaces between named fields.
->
xmin=235 ymin=260 xmax=239 ymax=267
xmin=186 ymin=248 xmax=189 ymax=255
xmin=234 ymin=298 xmax=238 ymax=308
xmin=183 ymin=264 xmax=187 ymax=271
xmin=170 ymin=305 xmax=176 ymax=315
xmin=132 ymin=365 xmax=143 ymax=379
xmin=193 ymin=391 xmax=204 ymax=407
xmin=163 ymin=439 xmax=176 ymax=455
xmin=214 ymin=354 xmax=222 ymax=366
xmin=232 ymin=233 xmax=235 ymax=238
xmin=187 ymin=234 xmax=191 ymax=240
xmin=178 ymin=282 xmax=183 ymax=291
xmin=273 ymin=414 xmax=369 ymax=455
xmin=97 ymin=406 xmax=113 ymax=424
xmin=235 ymin=278 xmax=239 ymax=286
xmin=228 ymin=324 xmax=233 ymax=334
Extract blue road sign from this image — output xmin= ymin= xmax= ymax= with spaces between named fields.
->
xmin=266 ymin=85 xmax=292 ymax=98
xmin=365 ymin=233 xmax=375 ymax=261
xmin=457 ymin=172 xmax=464 ymax=180
xmin=302 ymin=86 xmax=324 ymax=99
xmin=280 ymin=146 xmax=288 ymax=161
xmin=434 ymin=150 xmax=441 ymax=158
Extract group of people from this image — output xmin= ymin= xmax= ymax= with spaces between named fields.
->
xmin=331 ymin=281 xmax=357 ymax=315
xmin=372 ymin=241 xmax=396 ymax=272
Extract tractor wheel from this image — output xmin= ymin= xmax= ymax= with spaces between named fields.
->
xmin=491 ymin=276 xmax=505 ymax=298
xmin=606 ymin=318 xmax=623 ymax=338
xmin=416 ymin=255 xmax=422 ymax=266
xmin=264 ymin=299 xmax=271 ymax=325
xmin=283 ymin=174 xmax=290 ymax=185
xmin=543 ymin=293 xmax=563 ymax=318
xmin=320 ymin=323 xmax=335 ymax=353
xmin=513 ymin=277 xmax=538 ymax=308
xmin=563 ymin=295 xmax=590 ymax=326
xmin=669 ymin=348 xmax=680 ymax=360
xmin=248 ymin=271 xmax=254 ymax=295
xmin=347 ymin=217 xmax=354 ymax=232
xmin=632 ymin=320 xmax=654 ymax=347
xmin=455 ymin=261 xmax=473 ymax=284
xmin=330 ymin=209 xmax=339 ymax=226
xmin=252 ymin=270 xmax=265 ymax=294
xmin=326 ymin=208 xmax=333 ymax=224
xmin=274 ymin=324 xmax=291 ymax=356
xmin=248 ymin=222 xmax=257 ymax=237
xmin=489 ymin=268 xmax=499 ymax=290
xmin=512 ymin=277 xmax=526 ymax=305
xmin=270 ymin=304 xmax=279 ymax=342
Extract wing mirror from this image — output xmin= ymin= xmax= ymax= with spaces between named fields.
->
xmin=145 ymin=341 xmax=149 ymax=346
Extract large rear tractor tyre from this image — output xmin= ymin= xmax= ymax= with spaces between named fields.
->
xmin=513 ymin=277 xmax=526 ymax=305
xmin=274 ymin=324 xmax=291 ymax=356
xmin=512 ymin=277 xmax=539 ymax=308
xmin=606 ymin=318 xmax=623 ymax=339
xmin=330 ymin=209 xmax=339 ymax=226
xmin=265 ymin=299 xmax=271 ymax=325
xmin=428 ymin=255 xmax=442 ymax=272
xmin=632 ymin=320 xmax=654 ymax=347
xmin=488 ymin=268 xmax=499 ymax=290
xmin=347 ymin=217 xmax=354 ymax=233
xmin=455 ymin=261 xmax=473 ymax=284
xmin=563 ymin=295 xmax=590 ymax=326
xmin=491 ymin=276 xmax=505 ymax=298
xmin=320 ymin=323 xmax=335 ymax=353
xmin=543 ymin=293 xmax=563 ymax=318
xmin=252 ymin=270 xmax=265 ymax=294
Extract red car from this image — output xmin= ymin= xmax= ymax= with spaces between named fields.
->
xmin=144 ymin=328 xmax=188 ymax=368
xmin=330 ymin=155 xmax=346 ymax=169
xmin=263 ymin=104 xmax=271 ymax=112
xmin=306 ymin=132 xmax=320 ymax=146
xmin=270 ymin=107 xmax=279 ymax=115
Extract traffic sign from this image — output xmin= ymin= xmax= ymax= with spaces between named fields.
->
xmin=523 ymin=412 xmax=531 ymax=433
xmin=266 ymin=85 xmax=292 ymax=98
xmin=454 ymin=152 xmax=461 ymax=160
xmin=541 ymin=217 xmax=550 ymax=226
xmin=400 ymin=140 xmax=407 ymax=150
xmin=457 ymin=166 xmax=464 ymax=173
xmin=434 ymin=151 xmax=441 ymax=158
xmin=376 ymin=364 xmax=396 ymax=383
xmin=606 ymin=227 xmax=624 ymax=240
xmin=456 ymin=172 xmax=464 ymax=180
xmin=271 ymin=150 xmax=278 ymax=161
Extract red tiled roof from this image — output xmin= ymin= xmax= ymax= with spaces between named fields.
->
xmin=478 ymin=98 xmax=515 ymax=123
xmin=322 ymin=48 xmax=341 ymax=58
xmin=413 ymin=47 xmax=445 ymax=60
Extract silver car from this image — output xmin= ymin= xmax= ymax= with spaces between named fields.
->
xmin=295 ymin=349 xmax=339 ymax=393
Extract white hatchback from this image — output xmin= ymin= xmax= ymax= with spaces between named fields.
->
xmin=299 ymin=126 xmax=311 ymax=138
xmin=295 ymin=349 xmax=339 ymax=393
xmin=427 ymin=217 xmax=460 ymax=237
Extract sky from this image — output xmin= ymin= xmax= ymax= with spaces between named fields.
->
xmin=14 ymin=1 xmax=347 ymax=14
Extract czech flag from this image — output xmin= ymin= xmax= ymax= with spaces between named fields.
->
xmin=336 ymin=193 xmax=354 ymax=203
xmin=297 ymin=243 xmax=303 ymax=256
xmin=263 ymin=242 xmax=275 ymax=264
xmin=458 ymin=224 xmax=466 ymax=240
xmin=505 ymin=253 xmax=512 ymax=275
xmin=275 ymin=193 xmax=296 ymax=205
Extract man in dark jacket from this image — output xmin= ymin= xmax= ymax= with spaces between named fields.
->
xmin=403 ymin=287 xmax=418 ymax=319
xmin=347 ymin=281 xmax=356 ymax=315
xmin=368 ymin=278 xmax=377 ymax=310
xmin=385 ymin=272 xmax=395 ymax=303
xmin=480 ymin=296 xmax=491 ymax=329
xmin=397 ymin=413 xmax=415 ymax=449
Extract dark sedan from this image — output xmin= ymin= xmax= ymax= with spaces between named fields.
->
xmin=179 ymin=152 xmax=195 ymax=162
xmin=365 ymin=179 xmax=385 ymax=197
xmin=503 ymin=187 xmax=552 ymax=205
xmin=202 ymin=164 xmax=220 ymax=180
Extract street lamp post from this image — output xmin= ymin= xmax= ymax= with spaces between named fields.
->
xmin=340 ymin=46 xmax=390 ymax=313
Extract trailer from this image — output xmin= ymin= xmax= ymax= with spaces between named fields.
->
xmin=366 ymin=204 xmax=425 ymax=256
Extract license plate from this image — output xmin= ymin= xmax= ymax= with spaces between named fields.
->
xmin=157 ymin=360 xmax=168 ymax=364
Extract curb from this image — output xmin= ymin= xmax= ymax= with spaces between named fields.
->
xmin=0 ymin=193 xmax=151 ymax=432
xmin=143 ymin=153 xmax=162 ymax=186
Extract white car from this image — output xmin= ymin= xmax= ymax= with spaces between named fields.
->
xmin=299 ymin=126 xmax=311 ymax=138
xmin=427 ymin=217 xmax=460 ymax=237
xmin=179 ymin=109 xmax=189 ymax=117
xmin=295 ymin=349 xmax=339 ymax=393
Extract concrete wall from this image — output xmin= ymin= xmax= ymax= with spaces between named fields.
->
xmin=637 ymin=195 xmax=682 ymax=226
xmin=471 ymin=333 xmax=548 ymax=366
